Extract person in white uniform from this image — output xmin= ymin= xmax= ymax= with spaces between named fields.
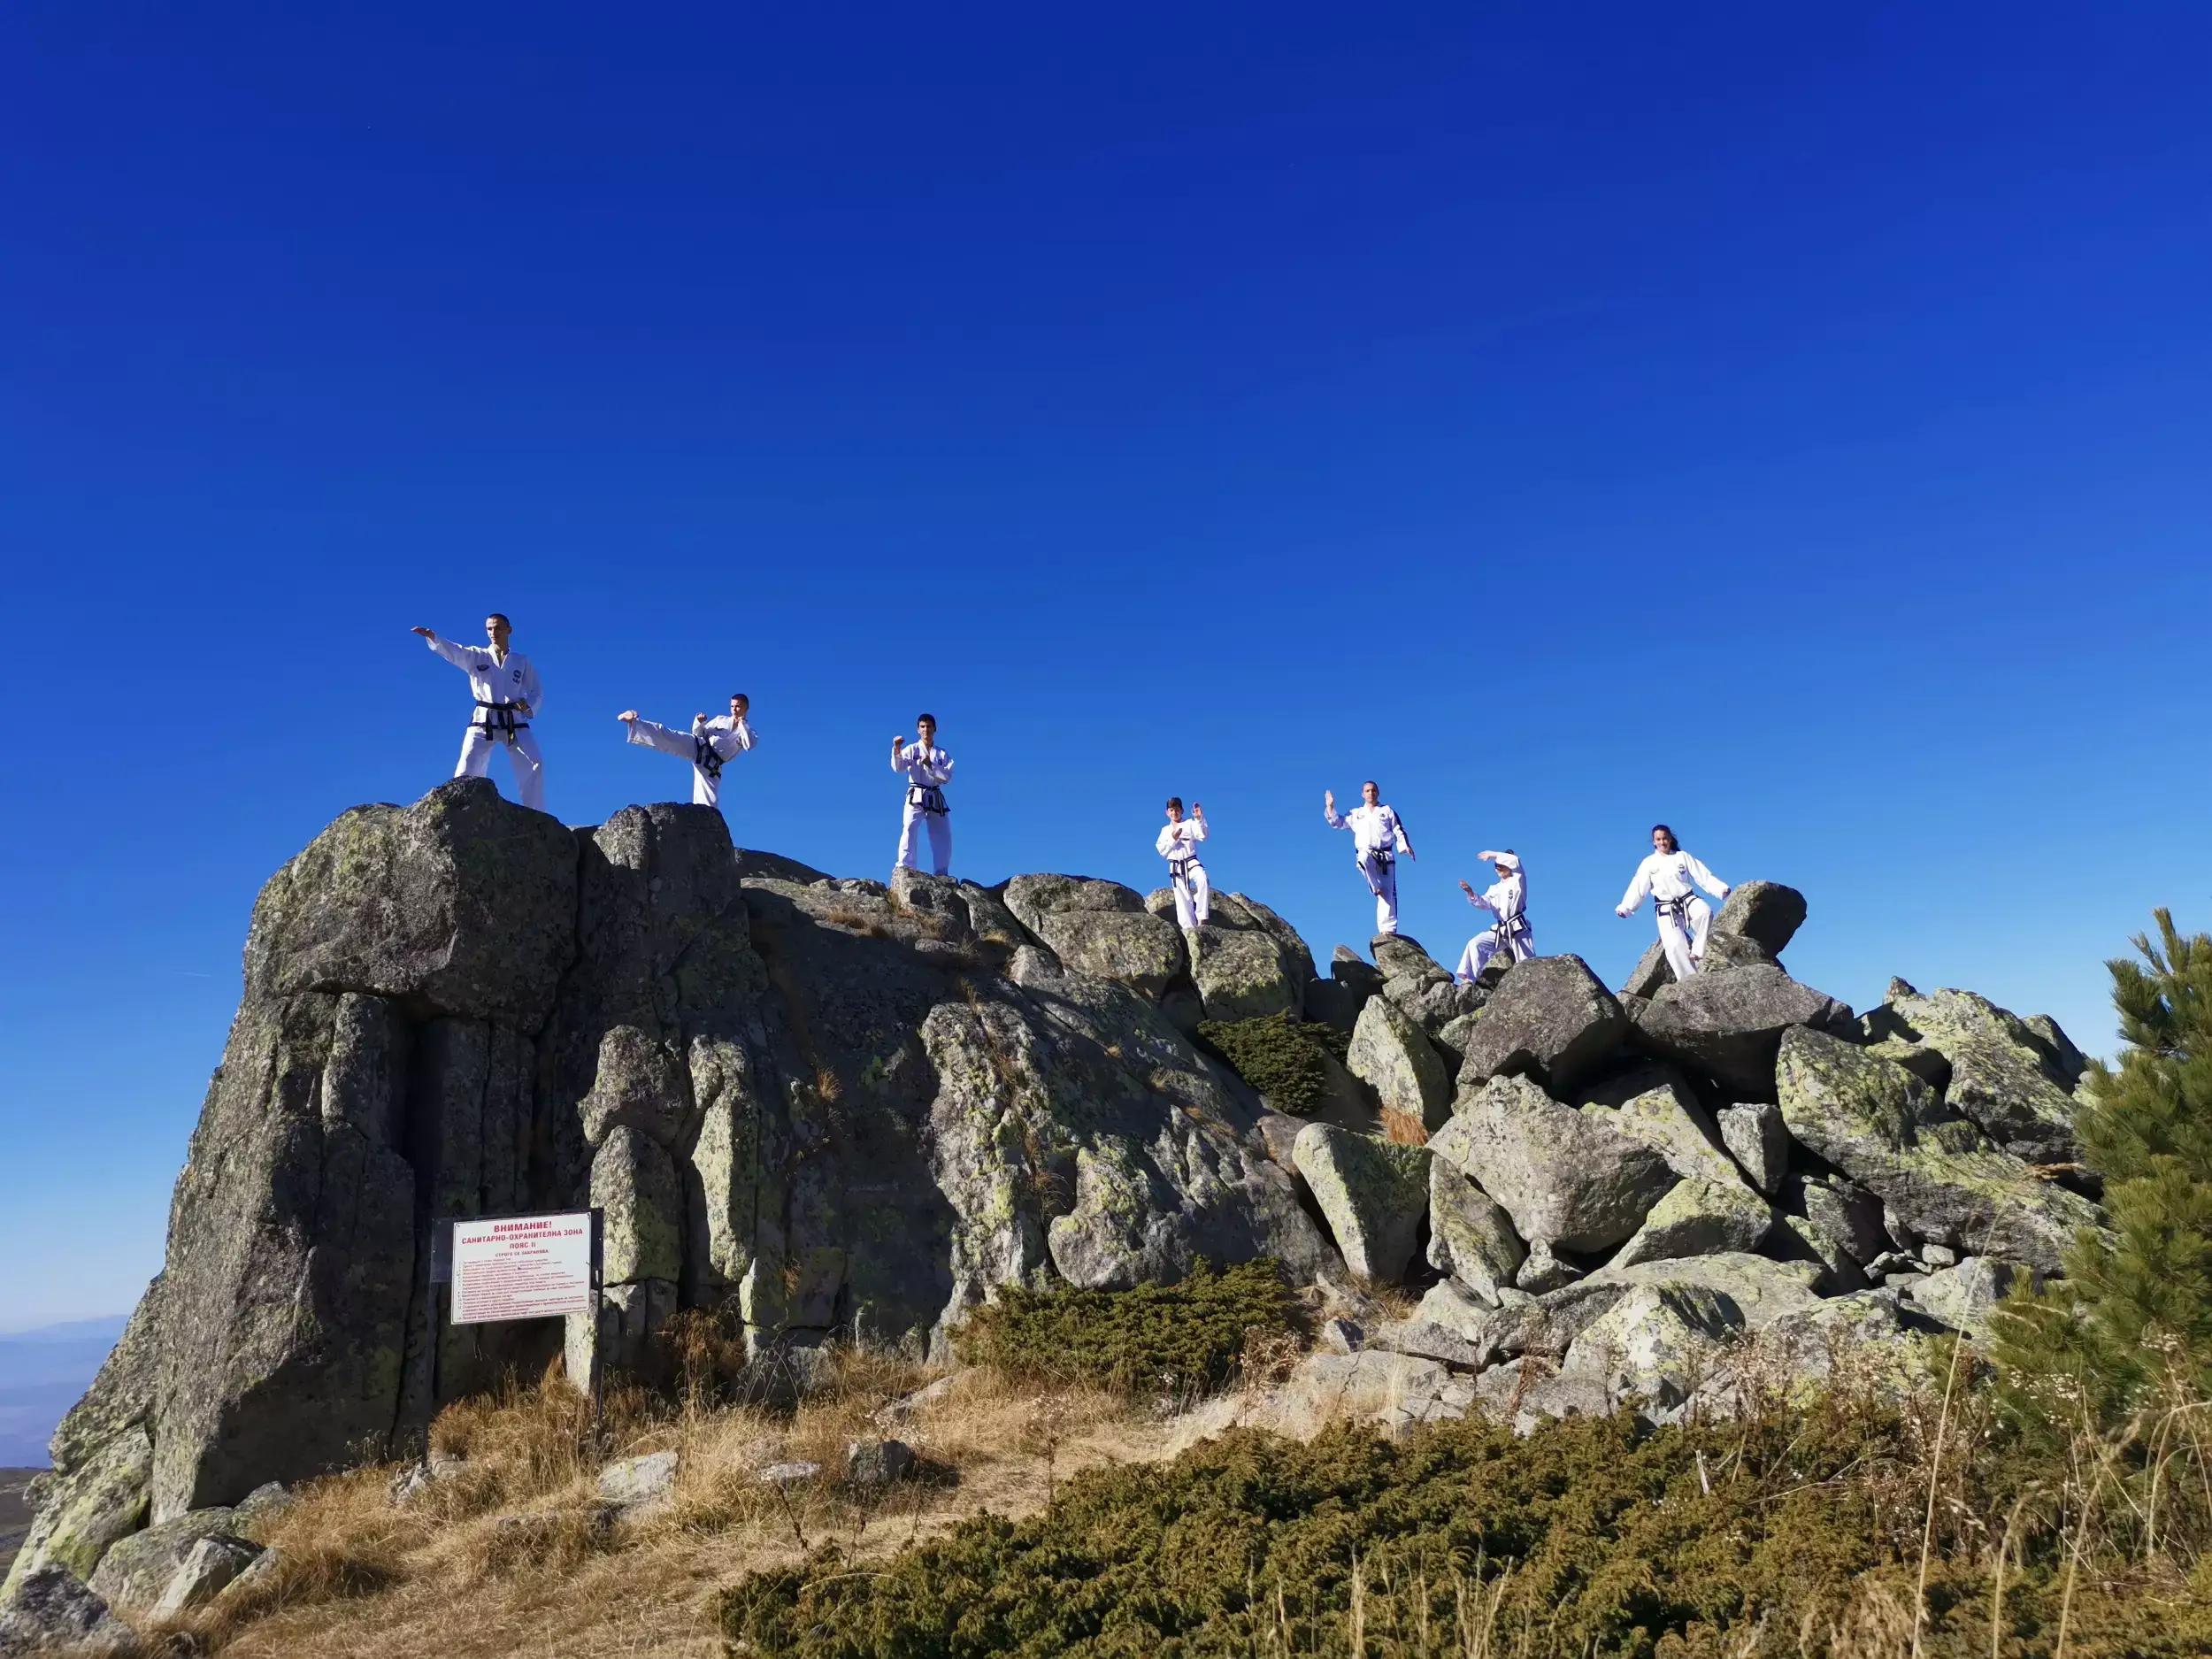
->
xmin=617 ymin=693 xmax=756 ymax=810
xmin=1324 ymin=780 xmax=1416 ymax=936
xmin=892 ymin=713 xmax=954 ymax=876
xmin=1616 ymin=823 xmax=1731 ymax=979
xmin=1455 ymin=850 xmax=1533 ymax=983
xmin=1156 ymin=797 xmax=1210 ymax=931
xmin=411 ymin=614 xmax=546 ymax=811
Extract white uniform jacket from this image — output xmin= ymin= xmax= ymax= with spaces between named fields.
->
xmin=429 ymin=636 xmax=543 ymax=721
xmin=1617 ymin=850 xmax=1729 ymax=912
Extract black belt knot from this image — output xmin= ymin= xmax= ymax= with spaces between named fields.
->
xmin=909 ymin=785 xmax=949 ymax=815
xmin=474 ymin=701 xmax=527 ymax=738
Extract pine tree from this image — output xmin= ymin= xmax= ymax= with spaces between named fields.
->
xmin=1994 ymin=909 xmax=2212 ymax=1434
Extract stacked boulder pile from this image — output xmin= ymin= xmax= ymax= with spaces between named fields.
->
xmin=1226 ymin=881 xmax=2101 ymax=1438
xmin=4 ymin=783 xmax=2104 ymax=1639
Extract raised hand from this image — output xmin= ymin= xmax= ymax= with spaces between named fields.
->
xmin=618 ymin=710 xmax=639 ymax=724
xmin=411 ymin=626 xmax=435 ymax=640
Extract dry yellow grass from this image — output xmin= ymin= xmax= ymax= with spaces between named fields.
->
xmin=164 ymin=1352 xmax=1173 ymax=1659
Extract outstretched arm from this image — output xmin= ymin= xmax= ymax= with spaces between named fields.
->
xmin=1460 ymin=881 xmax=1497 ymax=912
xmin=1686 ymin=856 xmax=1730 ymax=901
xmin=1323 ymin=790 xmax=1347 ymax=830
xmin=1616 ymin=861 xmax=1652 ymax=917
xmin=416 ymin=627 xmax=479 ymax=672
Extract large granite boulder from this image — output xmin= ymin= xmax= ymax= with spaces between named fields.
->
xmin=1609 ymin=1179 xmax=1774 ymax=1269
xmin=1574 ymin=1061 xmax=1745 ymax=1190
xmin=1774 ymin=1026 xmax=2099 ymax=1274
xmin=1717 ymin=1102 xmax=1789 ymax=1195
xmin=1910 ymin=1256 xmax=2039 ymax=1338
xmin=1455 ymin=956 xmax=1629 ymax=1094
xmin=1146 ymin=891 xmax=1305 ymax=1023
xmin=1583 ymin=1252 xmax=1825 ymax=1330
xmin=1710 ymin=881 xmax=1808 ymax=955
xmin=1636 ymin=964 xmax=1853 ymax=1099
xmin=0 ymin=1568 xmax=137 ymax=1656
xmin=1002 ymin=875 xmax=1186 ymax=1002
xmin=1292 ymin=1125 xmax=1431 ymax=1283
xmin=1861 ymin=981 xmax=2081 ymax=1164
xmin=1346 ymin=997 xmax=1452 ymax=1131
xmin=1425 ymin=1162 xmax=1526 ymax=1302
xmin=88 ymin=1507 xmax=248 ymax=1614
xmin=242 ymin=779 xmax=578 ymax=1029
xmin=1619 ymin=942 xmax=1674 ymax=999
xmin=1430 ymin=1076 xmax=1676 ymax=1255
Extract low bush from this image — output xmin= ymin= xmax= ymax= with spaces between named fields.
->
xmin=720 ymin=1402 xmax=2212 ymax=1658
xmin=1195 ymin=1012 xmax=1344 ymax=1113
xmin=953 ymin=1259 xmax=1298 ymax=1395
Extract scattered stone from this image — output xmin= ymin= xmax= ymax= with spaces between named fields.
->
xmin=1472 ymin=1358 xmax=1621 ymax=1435
xmin=388 ymin=1455 xmax=466 ymax=1506
xmin=233 ymin=1481 xmax=293 ymax=1524
xmin=1584 ymin=1252 xmax=1825 ymax=1330
xmin=1637 ymin=965 xmax=1854 ymax=1100
xmin=1920 ymin=1242 xmax=1960 ymax=1268
xmin=1291 ymin=1124 xmax=1432 ymax=1283
xmin=595 ymin=1449 xmax=680 ymax=1517
xmin=1346 ymin=997 xmax=1453 ymax=1132
xmin=1371 ymin=934 xmax=1448 ymax=980
xmin=151 ymin=1533 xmax=263 ymax=1617
xmin=843 ymin=1439 xmax=916 ymax=1489
xmin=1431 ymin=1076 xmax=1676 ymax=1256
xmin=1699 ymin=933 xmax=1776 ymax=973
xmin=1717 ymin=1102 xmax=1789 ymax=1195
xmin=873 ymin=1377 xmax=957 ymax=1426
xmin=1910 ymin=1257 xmax=2039 ymax=1337
xmin=89 ymin=1506 xmax=247 ymax=1613
xmin=1455 ymin=956 xmax=1630 ymax=1094
xmin=1514 ymin=1240 xmax=1583 ymax=1294
xmin=756 ymin=1462 xmax=822 ymax=1488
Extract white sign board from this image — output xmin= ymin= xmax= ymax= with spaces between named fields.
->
xmin=449 ymin=1212 xmax=596 ymax=1325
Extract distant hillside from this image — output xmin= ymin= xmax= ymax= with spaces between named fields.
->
xmin=0 ymin=1315 xmax=127 ymax=1467
xmin=0 ymin=1469 xmax=35 ymax=1581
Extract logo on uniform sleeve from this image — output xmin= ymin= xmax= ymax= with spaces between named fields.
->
xmin=511 ymin=667 xmax=523 ymax=680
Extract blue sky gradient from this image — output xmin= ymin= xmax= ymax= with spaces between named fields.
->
xmin=4 ymin=3 xmax=2209 ymax=1330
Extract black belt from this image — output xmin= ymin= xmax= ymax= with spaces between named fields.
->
xmin=908 ymin=785 xmax=949 ymax=815
xmin=694 ymin=735 xmax=725 ymax=781
xmin=1170 ymin=857 xmax=1204 ymax=888
xmin=473 ymin=702 xmax=528 ymax=737
xmin=1655 ymin=894 xmax=1695 ymax=923
xmin=1363 ymin=846 xmax=1395 ymax=869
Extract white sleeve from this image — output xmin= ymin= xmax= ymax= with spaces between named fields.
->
xmin=1325 ymin=805 xmax=1348 ymax=830
xmin=891 ymin=744 xmax=910 ymax=775
xmin=1388 ymin=809 xmax=1412 ymax=856
xmin=928 ymin=750 xmax=954 ymax=785
xmin=520 ymin=658 xmax=542 ymax=712
xmin=427 ymin=636 xmax=479 ymax=673
xmin=724 ymin=716 xmax=756 ymax=755
xmin=1687 ymin=856 xmax=1729 ymax=899
xmin=1618 ymin=857 xmax=1653 ymax=912
xmin=1156 ymin=826 xmax=1176 ymax=857
xmin=1188 ymin=817 xmax=1207 ymax=844
xmin=1466 ymin=887 xmax=1497 ymax=913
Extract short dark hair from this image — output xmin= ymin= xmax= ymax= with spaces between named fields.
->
xmin=1363 ymin=779 xmax=1379 ymax=793
xmin=730 ymin=692 xmax=749 ymax=704
xmin=486 ymin=611 xmax=511 ymax=627
xmin=1652 ymin=823 xmax=1678 ymax=851
xmin=1165 ymin=796 xmax=1183 ymax=812
xmin=918 ymin=711 xmax=937 ymax=726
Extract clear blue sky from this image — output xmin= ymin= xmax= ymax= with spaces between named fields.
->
xmin=4 ymin=3 xmax=2208 ymax=1332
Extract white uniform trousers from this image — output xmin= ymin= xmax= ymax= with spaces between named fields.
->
xmin=1357 ymin=849 xmax=1401 ymax=935
xmin=1455 ymin=923 xmax=1533 ymax=984
xmin=1169 ymin=858 xmax=1211 ymax=929
xmin=455 ymin=724 xmax=546 ymax=811
xmin=1655 ymin=896 xmax=1713 ymax=979
xmin=896 ymin=799 xmax=951 ymax=876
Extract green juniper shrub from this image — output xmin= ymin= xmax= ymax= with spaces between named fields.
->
xmin=719 ymin=1406 xmax=2212 ymax=1659
xmin=953 ymin=1258 xmax=1298 ymax=1396
xmin=1194 ymin=1011 xmax=1344 ymax=1113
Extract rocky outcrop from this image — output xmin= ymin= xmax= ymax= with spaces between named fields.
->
xmin=19 ymin=816 xmax=2111 ymax=1602
xmin=19 ymin=782 xmax=1330 ymax=1599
